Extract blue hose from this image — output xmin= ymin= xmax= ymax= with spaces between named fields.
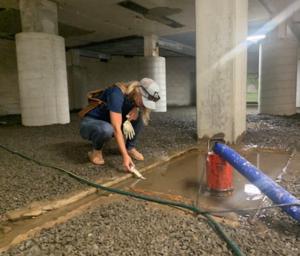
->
xmin=213 ymin=142 xmax=300 ymax=223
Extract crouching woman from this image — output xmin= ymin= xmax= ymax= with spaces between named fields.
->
xmin=79 ymin=78 xmax=160 ymax=171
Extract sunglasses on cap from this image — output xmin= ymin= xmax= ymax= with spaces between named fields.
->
xmin=140 ymin=86 xmax=160 ymax=102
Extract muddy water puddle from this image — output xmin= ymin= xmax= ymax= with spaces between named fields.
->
xmin=122 ymin=150 xmax=291 ymax=213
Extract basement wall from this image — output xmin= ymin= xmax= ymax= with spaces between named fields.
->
xmin=166 ymin=57 xmax=195 ymax=106
xmin=0 ymin=49 xmax=196 ymax=115
xmin=81 ymin=56 xmax=140 ymax=91
xmin=67 ymin=54 xmax=196 ymax=109
xmin=0 ymin=39 xmax=20 ymax=115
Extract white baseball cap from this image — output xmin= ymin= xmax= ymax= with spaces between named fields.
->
xmin=139 ymin=78 xmax=160 ymax=110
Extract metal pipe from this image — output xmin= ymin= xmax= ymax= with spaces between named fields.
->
xmin=213 ymin=142 xmax=300 ymax=222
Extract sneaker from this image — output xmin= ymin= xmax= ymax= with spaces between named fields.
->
xmin=127 ymin=148 xmax=144 ymax=161
xmin=88 ymin=150 xmax=105 ymax=165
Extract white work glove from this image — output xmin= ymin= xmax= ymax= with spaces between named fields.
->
xmin=123 ymin=116 xmax=135 ymax=140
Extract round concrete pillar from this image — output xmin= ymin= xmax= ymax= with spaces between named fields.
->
xmin=138 ymin=56 xmax=166 ymax=112
xmin=16 ymin=32 xmax=70 ymax=126
xmin=259 ymin=38 xmax=298 ymax=115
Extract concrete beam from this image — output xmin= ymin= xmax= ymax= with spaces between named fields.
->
xmin=158 ymin=38 xmax=195 ymax=57
xmin=78 ymin=49 xmax=111 ymax=61
xmin=258 ymin=0 xmax=300 ymax=40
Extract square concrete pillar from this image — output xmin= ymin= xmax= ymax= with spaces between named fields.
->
xmin=144 ymin=35 xmax=159 ymax=57
xmin=67 ymin=49 xmax=88 ymax=110
xmin=296 ymin=48 xmax=300 ymax=109
xmin=19 ymin=0 xmax=58 ymax=34
xmin=195 ymin=0 xmax=248 ymax=143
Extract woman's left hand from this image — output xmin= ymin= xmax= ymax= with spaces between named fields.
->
xmin=127 ymin=107 xmax=139 ymax=121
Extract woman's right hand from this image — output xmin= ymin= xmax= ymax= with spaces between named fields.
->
xmin=110 ymin=111 xmax=135 ymax=171
xmin=123 ymin=154 xmax=135 ymax=172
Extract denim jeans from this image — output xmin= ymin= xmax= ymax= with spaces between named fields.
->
xmin=80 ymin=115 xmax=143 ymax=150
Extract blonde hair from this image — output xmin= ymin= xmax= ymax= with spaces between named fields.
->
xmin=115 ymin=81 xmax=151 ymax=125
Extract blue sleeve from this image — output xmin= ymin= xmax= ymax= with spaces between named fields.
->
xmin=107 ymin=87 xmax=124 ymax=113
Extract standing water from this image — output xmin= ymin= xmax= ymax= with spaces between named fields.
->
xmin=123 ymin=150 xmax=291 ymax=213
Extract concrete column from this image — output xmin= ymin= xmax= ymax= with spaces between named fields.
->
xmin=16 ymin=33 xmax=70 ymax=125
xmin=296 ymin=48 xmax=300 ymax=110
xmin=67 ymin=49 xmax=88 ymax=110
xmin=138 ymin=57 xmax=166 ymax=112
xmin=19 ymin=0 xmax=58 ymax=34
xmin=144 ymin=35 xmax=159 ymax=57
xmin=140 ymin=35 xmax=166 ymax=112
xmin=195 ymin=0 xmax=248 ymax=143
xmin=16 ymin=0 xmax=70 ymax=125
xmin=259 ymin=28 xmax=298 ymax=115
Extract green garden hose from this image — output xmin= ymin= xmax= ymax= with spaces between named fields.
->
xmin=0 ymin=144 xmax=244 ymax=256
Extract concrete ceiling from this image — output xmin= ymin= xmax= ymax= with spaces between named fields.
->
xmin=1 ymin=0 xmax=299 ymax=56
xmin=56 ymin=0 xmax=195 ymax=47
xmin=249 ymin=0 xmax=270 ymax=22
xmin=58 ymin=0 xmax=272 ymax=47
xmin=72 ymin=36 xmax=193 ymax=57
xmin=58 ymin=0 xmax=270 ymax=56
xmin=259 ymin=0 xmax=300 ymax=40
xmin=248 ymin=0 xmax=271 ymax=34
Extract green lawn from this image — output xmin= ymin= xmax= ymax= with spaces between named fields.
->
xmin=247 ymin=92 xmax=258 ymax=102
xmin=247 ymin=74 xmax=258 ymax=103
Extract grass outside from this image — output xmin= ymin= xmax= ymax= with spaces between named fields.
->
xmin=247 ymin=92 xmax=258 ymax=102
xmin=247 ymin=74 xmax=258 ymax=103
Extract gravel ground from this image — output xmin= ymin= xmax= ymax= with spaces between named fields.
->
xmin=1 ymin=198 xmax=233 ymax=256
xmin=2 ymin=179 xmax=300 ymax=256
xmin=1 ymin=107 xmax=300 ymax=256
xmin=0 ymin=107 xmax=197 ymax=217
xmin=0 ymin=150 xmax=82 ymax=216
xmin=244 ymin=113 xmax=300 ymax=151
xmin=1 ymin=108 xmax=299 ymax=217
xmin=2 ymin=166 xmax=299 ymax=256
xmin=224 ymin=158 xmax=300 ymax=256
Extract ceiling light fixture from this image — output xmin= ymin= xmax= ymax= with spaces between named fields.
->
xmin=246 ymin=34 xmax=266 ymax=42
